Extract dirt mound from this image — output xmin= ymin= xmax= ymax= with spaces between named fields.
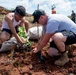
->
xmin=0 ymin=6 xmax=10 ymax=14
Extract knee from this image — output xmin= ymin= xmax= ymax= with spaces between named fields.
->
xmin=52 ymin=33 xmax=66 ymax=42
xmin=47 ymin=48 xmax=59 ymax=57
xmin=52 ymin=34 xmax=59 ymax=41
xmin=0 ymin=36 xmax=8 ymax=43
xmin=47 ymin=48 xmax=54 ymax=56
xmin=0 ymin=32 xmax=10 ymax=43
xmin=47 ymin=49 xmax=52 ymax=56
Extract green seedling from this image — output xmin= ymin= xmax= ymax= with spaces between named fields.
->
xmin=18 ymin=26 xmax=27 ymax=38
xmin=18 ymin=26 xmax=32 ymax=51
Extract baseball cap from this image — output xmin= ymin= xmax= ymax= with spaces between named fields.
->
xmin=32 ymin=9 xmax=46 ymax=23
xmin=15 ymin=5 xmax=26 ymax=16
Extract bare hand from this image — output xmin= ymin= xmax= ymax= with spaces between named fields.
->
xmin=17 ymin=38 xmax=24 ymax=44
xmin=32 ymin=47 xmax=39 ymax=53
xmin=20 ymin=37 xmax=28 ymax=42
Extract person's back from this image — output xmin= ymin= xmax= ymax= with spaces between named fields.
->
xmin=45 ymin=14 xmax=76 ymax=34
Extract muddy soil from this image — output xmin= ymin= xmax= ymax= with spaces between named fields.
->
xmin=0 ymin=41 xmax=76 ymax=75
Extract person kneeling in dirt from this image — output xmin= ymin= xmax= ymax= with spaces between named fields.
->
xmin=32 ymin=9 xmax=76 ymax=66
xmin=0 ymin=5 xmax=29 ymax=44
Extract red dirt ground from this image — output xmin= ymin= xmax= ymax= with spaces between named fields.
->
xmin=0 ymin=42 xmax=76 ymax=75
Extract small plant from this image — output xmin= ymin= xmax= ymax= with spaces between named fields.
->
xmin=18 ymin=26 xmax=32 ymax=51
xmin=18 ymin=26 xmax=27 ymax=38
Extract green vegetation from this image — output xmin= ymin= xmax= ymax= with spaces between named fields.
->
xmin=18 ymin=26 xmax=32 ymax=47
xmin=18 ymin=26 xmax=27 ymax=38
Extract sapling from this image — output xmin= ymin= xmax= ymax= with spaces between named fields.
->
xmin=18 ymin=26 xmax=32 ymax=51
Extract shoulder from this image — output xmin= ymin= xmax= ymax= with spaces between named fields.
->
xmin=21 ymin=17 xmax=29 ymax=24
xmin=6 ymin=13 xmax=14 ymax=17
xmin=47 ymin=14 xmax=60 ymax=23
xmin=5 ymin=13 xmax=14 ymax=20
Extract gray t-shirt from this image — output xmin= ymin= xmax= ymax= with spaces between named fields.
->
xmin=43 ymin=14 xmax=76 ymax=34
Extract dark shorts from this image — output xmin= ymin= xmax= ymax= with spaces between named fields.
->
xmin=2 ymin=26 xmax=19 ymax=36
xmin=50 ymin=30 xmax=76 ymax=49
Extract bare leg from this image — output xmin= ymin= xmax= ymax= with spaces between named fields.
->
xmin=0 ymin=32 xmax=10 ymax=44
xmin=47 ymin=47 xmax=60 ymax=57
xmin=51 ymin=33 xmax=69 ymax=66
xmin=52 ymin=33 xmax=67 ymax=52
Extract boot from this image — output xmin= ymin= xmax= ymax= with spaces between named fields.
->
xmin=54 ymin=51 xmax=69 ymax=66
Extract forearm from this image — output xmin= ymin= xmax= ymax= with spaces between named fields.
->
xmin=33 ymin=33 xmax=54 ymax=53
xmin=20 ymin=21 xmax=29 ymax=33
xmin=37 ymin=42 xmax=46 ymax=51
xmin=37 ymin=37 xmax=43 ymax=47
xmin=37 ymin=34 xmax=53 ymax=51
xmin=25 ymin=23 xmax=29 ymax=32
xmin=37 ymin=33 xmax=44 ymax=47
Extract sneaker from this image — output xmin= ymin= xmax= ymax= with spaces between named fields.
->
xmin=54 ymin=51 xmax=69 ymax=66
